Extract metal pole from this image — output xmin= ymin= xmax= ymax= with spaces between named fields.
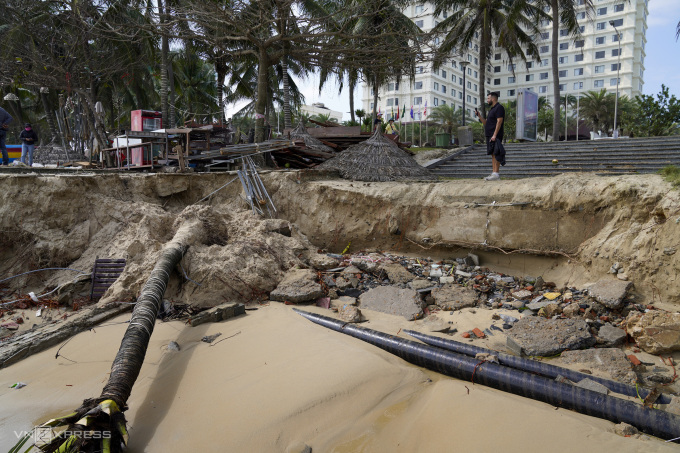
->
xmin=565 ymin=96 xmax=568 ymax=141
xmin=576 ymin=92 xmax=580 ymax=141
xmin=461 ymin=62 xmax=468 ymax=126
xmin=611 ymin=21 xmax=622 ymax=138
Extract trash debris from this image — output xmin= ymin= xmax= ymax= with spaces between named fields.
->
xmin=201 ymin=333 xmax=222 ymax=344
xmin=10 ymin=382 xmax=27 ymax=389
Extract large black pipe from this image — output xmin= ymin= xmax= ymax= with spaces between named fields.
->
xmin=405 ymin=329 xmax=671 ymax=405
xmin=293 ymin=309 xmax=680 ymax=442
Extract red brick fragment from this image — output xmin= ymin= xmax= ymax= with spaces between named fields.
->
xmin=525 ymin=286 xmax=534 ymax=291
xmin=461 ymin=332 xmax=471 ymax=338
xmin=627 ymin=354 xmax=642 ymax=366
xmin=472 ymin=328 xmax=486 ymax=338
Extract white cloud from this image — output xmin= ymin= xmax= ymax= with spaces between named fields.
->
xmin=647 ymin=0 xmax=680 ymax=27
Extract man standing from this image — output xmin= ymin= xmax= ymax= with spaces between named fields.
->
xmin=475 ymin=92 xmax=505 ymax=181
xmin=20 ymin=123 xmax=39 ymax=166
xmin=0 ymin=106 xmax=13 ymax=166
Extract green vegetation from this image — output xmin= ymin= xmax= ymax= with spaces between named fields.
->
xmin=660 ymin=165 xmax=680 ymax=188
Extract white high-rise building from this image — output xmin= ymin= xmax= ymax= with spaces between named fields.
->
xmin=362 ymin=0 xmax=647 ymax=122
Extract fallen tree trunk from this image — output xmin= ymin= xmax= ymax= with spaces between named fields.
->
xmin=14 ymin=221 xmax=196 ymax=453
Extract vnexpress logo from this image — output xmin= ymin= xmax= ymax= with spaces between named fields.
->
xmin=34 ymin=426 xmax=54 ymax=443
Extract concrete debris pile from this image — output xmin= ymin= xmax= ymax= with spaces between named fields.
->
xmin=270 ymin=249 xmax=680 ymax=398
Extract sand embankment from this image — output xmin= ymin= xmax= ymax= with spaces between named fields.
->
xmin=1 ymin=304 xmax=675 ymax=452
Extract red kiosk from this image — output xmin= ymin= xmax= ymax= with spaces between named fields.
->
xmin=130 ymin=110 xmax=162 ymax=166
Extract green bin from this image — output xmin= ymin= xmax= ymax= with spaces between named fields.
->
xmin=435 ymin=133 xmax=451 ymax=147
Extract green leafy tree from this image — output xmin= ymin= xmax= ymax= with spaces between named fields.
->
xmin=429 ymin=104 xmax=473 ymax=135
xmin=629 ymin=85 xmax=680 ymax=137
xmin=431 ymin=0 xmax=545 ymax=118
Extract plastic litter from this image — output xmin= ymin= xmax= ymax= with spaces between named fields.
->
xmin=10 ymin=382 xmax=27 ymax=389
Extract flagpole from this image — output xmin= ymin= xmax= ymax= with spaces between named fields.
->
xmin=419 ymin=107 xmax=422 ymax=146
xmin=425 ymin=102 xmax=428 ymax=145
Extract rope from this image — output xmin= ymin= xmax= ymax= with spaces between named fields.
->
xmin=0 ymin=267 xmax=87 ymax=285
xmin=471 ymin=360 xmax=486 ymax=384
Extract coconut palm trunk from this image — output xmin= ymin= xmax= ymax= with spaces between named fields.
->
xmin=16 ymin=215 xmax=206 ymax=453
xmin=159 ymin=0 xmax=169 ymax=128
xmin=550 ymin=0 xmax=561 ymax=141
xmin=282 ymin=57 xmax=292 ymax=130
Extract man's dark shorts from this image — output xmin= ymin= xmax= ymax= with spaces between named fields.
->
xmin=485 ymin=135 xmax=504 ymax=156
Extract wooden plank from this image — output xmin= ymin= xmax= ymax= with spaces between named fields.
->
xmin=319 ymin=139 xmax=339 ymax=149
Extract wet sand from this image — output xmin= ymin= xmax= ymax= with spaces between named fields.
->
xmin=0 ymin=304 xmax=675 ymax=452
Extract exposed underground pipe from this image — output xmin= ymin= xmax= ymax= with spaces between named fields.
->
xmin=405 ymin=329 xmax=671 ymax=405
xmin=293 ymin=309 xmax=680 ymax=442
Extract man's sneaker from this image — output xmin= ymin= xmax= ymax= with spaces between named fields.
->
xmin=484 ymin=173 xmax=500 ymax=181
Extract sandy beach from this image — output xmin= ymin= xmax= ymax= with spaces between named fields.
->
xmin=0 ymin=303 xmax=675 ymax=452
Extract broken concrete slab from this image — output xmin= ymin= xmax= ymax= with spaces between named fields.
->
xmin=431 ymin=284 xmax=478 ymax=311
xmin=560 ymin=348 xmax=636 ymax=385
xmin=587 ymin=279 xmax=633 ymax=309
xmin=330 ymin=296 xmax=357 ymax=310
xmin=335 ymin=277 xmax=352 ymax=290
xmin=270 ymin=269 xmax=324 ymax=303
xmin=625 ymin=311 xmax=680 ymax=354
xmin=338 ymin=304 xmax=365 ymax=323
xmin=380 ymin=263 xmax=415 ymax=284
xmin=575 ymin=378 xmax=610 ymax=395
xmin=505 ymin=317 xmax=596 ymax=357
xmin=420 ymin=315 xmax=451 ymax=332
xmin=409 ymin=278 xmax=431 ymax=290
xmin=351 ymin=258 xmax=381 ymax=274
xmin=309 ymin=254 xmax=339 ymax=270
xmin=597 ymin=324 xmax=627 ymax=347
xmin=190 ymin=302 xmax=246 ymax=327
xmin=341 ymin=265 xmax=361 ymax=275
xmin=439 ymin=276 xmax=455 ymax=284
xmin=359 ymin=286 xmax=423 ymax=321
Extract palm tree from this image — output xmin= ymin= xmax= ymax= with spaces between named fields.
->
xmin=429 ymin=104 xmax=470 ymax=135
xmin=540 ymin=0 xmax=593 ymax=140
xmin=355 ymin=109 xmax=366 ymax=130
xmin=172 ymin=51 xmax=219 ymax=124
xmin=578 ymin=89 xmax=616 ymax=134
xmin=431 ymin=0 xmax=545 ymax=118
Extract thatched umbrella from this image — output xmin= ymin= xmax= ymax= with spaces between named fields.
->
xmin=318 ymin=128 xmax=437 ymax=182
xmin=290 ymin=120 xmax=334 ymax=153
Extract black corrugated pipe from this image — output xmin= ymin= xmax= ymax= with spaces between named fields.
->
xmin=293 ymin=309 xmax=680 ymax=442
xmin=405 ymin=329 xmax=671 ymax=405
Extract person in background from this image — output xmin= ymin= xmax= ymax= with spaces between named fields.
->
xmin=475 ymin=91 xmax=505 ymax=181
xmin=385 ymin=118 xmax=399 ymax=137
xmin=0 ymin=106 xmax=13 ymax=165
xmin=20 ymin=123 xmax=39 ymax=166
xmin=373 ymin=117 xmax=382 ymax=132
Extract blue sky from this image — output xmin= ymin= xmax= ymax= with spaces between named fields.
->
xmin=227 ymin=0 xmax=680 ymax=122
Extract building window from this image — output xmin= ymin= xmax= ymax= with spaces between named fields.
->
xmin=575 ymin=54 xmax=584 ymax=62
xmin=558 ymin=70 xmax=567 ymax=77
xmin=574 ymin=82 xmax=583 ymax=89
xmin=558 ymin=56 xmax=568 ymax=64
xmin=434 ymin=69 xmax=439 ymax=76
xmin=596 ymin=36 xmax=606 ymax=45
xmin=541 ymin=59 xmax=549 ymax=66
xmin=541 ymin=32 xmax=550 ymax=40
xmin=414 ymin=97 xmax=423 ymax=105
xmin=597 ymin=7 xmax=607 ymax=15
xmin=612 ymin=48 xmax=620 ymax=57
xmin=434 ymin=82 xmax=439 ymax=90
xmin=474 ymin=57 xmax=479 ymax=65
xmin=560 ymin=29 xmax=568 ymax=37
xmin=415 ymin=4 xmax=423 ymax=13
xmin=434 ymin=97 xmax=439 ymax=106
xmin=468 ymin=68 xmax=472 ymax=75
xmin=594 ymin=80 xmax=604 ymax=88
xmin=459 ymin=92 xmax=463 ymax=99
xmin=539 ymin=86 xmax=547 ymax=93
xmin=443 ymin=11 xmax=448 ymax=18
xmin=473 ymin=84 xmax=477 ymax=91
xmin=559 ymin=43 xmax=569 ymax=50
xmin=596 ymin=22 xmax=606 ymax=30
xmin=575 ymin=40 xmax=584 ymax=48
xmin=387 ymin=99 xmax=393 ymax=106
xmin=579 ymin=25 xmax=585 ymax=33
xmin=467 ymin=81 xmax=471 ymax=89
xmin=452 ymin=61 xmax=457 ymax=68
xmin=540 ymin=72 xmax=549 ymax=80
xmin=577 ymin=12 xmax=586 ymax=20
xmin=526 ymin=74 xmax=534 ymax=82
xmin=467 ymin=94 xmax=471 ymax=102
xmin=415 ymin=20 xmax=424 ymax=27
xmin=610 ymin=78 xmax=620 ymax=86
xmin=612 ymin=33 xmax=620 ymax=42
xmin=451 ymin=75 xmax=456 ymax=82
xmin=442 ymin=70 xmax=447 ymax=79
xmin=442 ymin=85 xmax=447 ymax=93
xmin=417 ymin=66 xmax=424 ymax=73
xmin=614 ymin=3 xmax=624 ymax=12
xmin=611 ymin=19 xmax=623 ymax=27
xmin=415 ymin=81 xmax=423 ymax=89
xmin=526 ymin=62 xmax=533 ymax=69
xmin=370 ymin=103 xmax=373 ymax=110
xmin=494 ymin=53 xmax=501 ymax=60
xmin=595 ymin=51 xmax=605 ymax=59
xmin=507 ymin=89 xmax=515 ymax=96
xmin=388 ymin=83 xmax=395 ymax=91
xmin=611 ymin=63 xmax=621 ymax=71
xmin=508 ymin=76 xmax=516 ymax=83
xmin=494 ymin=78 xmax=501 ymax=85
xmin=595 ymin=65 xmax=605 ymax=73
xmin=540 ymin=45 xmax=549 ymax=53
xmin=559 ymin=84 xmax=566 ymax=91
xmin=574 ymin=68 xmax=583 ymax=76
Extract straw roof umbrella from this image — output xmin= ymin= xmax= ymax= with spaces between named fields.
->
xmin=318 ymin=128 xmax=437 ymax=182
xmin=290 ymin=120 xmax=334 ymax=153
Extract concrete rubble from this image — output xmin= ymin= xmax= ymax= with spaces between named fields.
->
xmin=625 ymin=311 xmax=680 ymax=354
xmin=270 ymin=269 xmax=325 ymax=303
xmin=359 ymin=286 xmax=423 ymax=321
xmin=505 ymin=317 xmax=596 ymax=356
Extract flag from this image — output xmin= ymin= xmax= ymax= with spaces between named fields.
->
xmin=424 ymin=101 xmax=427 ymax=117
xmin=402 ymin=104 xmax=406 ymax=120
xmin=410 ymin=105 xmax=414 ymax=119
xmin=396 ymin=106 xmax=399 ymax=120
xmin=391 ymin=106 xmax=394 ymax=120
